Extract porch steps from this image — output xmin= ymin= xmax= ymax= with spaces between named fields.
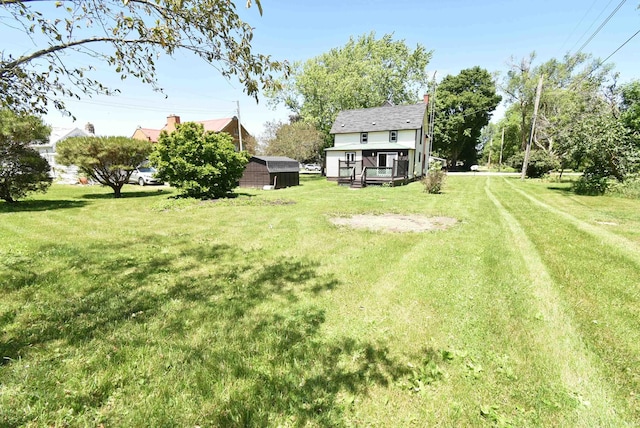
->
xmin=350 ymin=179 xmax=365 ymax=189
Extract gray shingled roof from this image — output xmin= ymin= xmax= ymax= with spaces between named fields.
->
xmin=252 ymin=156 xmax=300 ymax=173
xmin=330 ymin=104 xmax=428 ymax=134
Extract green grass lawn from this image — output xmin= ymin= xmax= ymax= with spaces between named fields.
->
xmin=1 ymin=175 xmax=640 ymax=426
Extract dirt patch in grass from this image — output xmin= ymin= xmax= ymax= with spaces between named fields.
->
xmin=330 ymin=214 xmax=457 ymax=233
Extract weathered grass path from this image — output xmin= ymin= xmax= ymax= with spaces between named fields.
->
xmin=485 ymin=177 xmax=624 ymax=426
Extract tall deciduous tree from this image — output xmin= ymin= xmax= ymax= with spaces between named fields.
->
xmin=268 ymin=32 xmax=432 ymax=144
xmin=150 ymin=122 xmax=249 ymax=199
xmin=0 ymin=109 xmax=52 ymax=203
xmin=620 ymin=80 xmax=640 ymax=133
xmin=501 ymin=52 xmax=614 ymax=156
xmin=1 ymin=0 xmax=286 ymax=117
xmin=262 ymin=120 xmax=324 ymax=163
xmin=433 ymin=67 xmax=501 ymax=168
xmin=57 ymin=136 xmax=152 ymax=198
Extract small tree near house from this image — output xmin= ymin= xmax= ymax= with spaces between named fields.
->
xmin=150 ymin=122 xmax=249 ymax=199
xmin=57 ymin=136 xmax=152 ymax=198
xmin=422 ymin=161 xmax=446 ymax=194
xmin=0 ymin=109 xmax=52 ymax=203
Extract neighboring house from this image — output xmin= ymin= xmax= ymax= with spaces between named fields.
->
xmin=239 ymin=156 xmax=300 ymax=189
xmin=133 ymin=114 xmax=252 ymax=151
xmin=31 ymin=124 xmax=93 ymax=182
xmin=325 ymin=97 xmax=430 ymax=187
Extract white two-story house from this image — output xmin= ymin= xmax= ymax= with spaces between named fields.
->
xmin=325 ymin=99 xmax=429 ymax=187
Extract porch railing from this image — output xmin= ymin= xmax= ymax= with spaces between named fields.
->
xmin=364 ymin=160 xmax=409 ymax=180
xmin=338 ymin=159 xmax=409 ymax=183
xmin=339 ymin=166 xmax=355 ymax=180
xmin=365 ymin=167 xmax=393 ymax=178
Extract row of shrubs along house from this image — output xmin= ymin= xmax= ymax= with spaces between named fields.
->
xmin=31 ymin=98 xmax=434 ymax=189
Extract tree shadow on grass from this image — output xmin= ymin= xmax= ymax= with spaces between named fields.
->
xmin=204 ymin=309 xmax=406 ymax=427
xmin=81 ymin=188 xmax=169 ymax=199
xmin=546 ymin=186 xmax=574 ymax=194
xmin=0 ymin=237 xmax=407 ymax=426
xmin=0 ymin=199 xmax=88 ymax=212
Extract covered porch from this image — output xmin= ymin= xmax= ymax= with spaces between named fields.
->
xmin=326 ymin=145 xmax=412 ymax=187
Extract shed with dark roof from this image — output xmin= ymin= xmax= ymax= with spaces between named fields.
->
xmin=239 ymin=156 xmax=300 ymax=189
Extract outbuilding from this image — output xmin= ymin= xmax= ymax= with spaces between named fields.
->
xmin=239 ymin=156 xmax=300 ymax=189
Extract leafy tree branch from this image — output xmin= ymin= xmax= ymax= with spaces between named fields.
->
xmin=1 ymin=0 xmax=287 ymax=117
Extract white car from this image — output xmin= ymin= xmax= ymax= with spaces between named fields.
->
xmin=129 ymin=166 xmax=163 ymax=186
xmin=304 ymin=163 xmax=321 ymax=171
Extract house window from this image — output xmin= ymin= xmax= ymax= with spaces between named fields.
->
xmin=389 ymin=130 xmax=398 ymax=142
xmin=346 ymin=152 xmax=356 ymax=163
xmin=360 ymin=132 xmax=368 ymax=144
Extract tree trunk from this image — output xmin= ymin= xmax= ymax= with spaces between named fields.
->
xmin=521 ymin=106 xmax=527 ymax=151
xmin=113 ymin=185 xmax=122 ymax=198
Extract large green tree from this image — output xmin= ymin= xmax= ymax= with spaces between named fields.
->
xmin=262 ymin=120 xmax=324 ymax=163
xmin=0 ymin=0 xmax=286 ymax=117
xmin=620 ymin=80 xmax=640 ymax=133
xmin=484 ymin=110 xmax=522 ymax=169
xmin=57 ymin=136 xmax=152 ymax=198
xmin=268 ymin=32 xmax=432 ymax=144
xmin=0 ymin=109 xmax=51 ymax=203
xmin=151 ymin=122 xmax=249 ymax=199
xmin=568 ymin=102 xmax=638 ymax=194
xmin=500 ymin=52 xmax=614 ymax=155
xmin=433 ymin=67 xmax=501 ymax=168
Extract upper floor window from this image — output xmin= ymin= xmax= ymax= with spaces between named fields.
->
xmin=389 ymin=130 xmax=398 ymax=142
xmin=360 ymin=132 xmax=368 ymax=144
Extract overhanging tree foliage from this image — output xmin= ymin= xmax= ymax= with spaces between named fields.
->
xmin=433 ymin=67 xmax=501 ymax=168
xmin=268 ymin=32 xmax=432 ymax=145
xmin=57 ymin=136 xmax=152 ymax=198
xmin=1 ymin=0 xmax=287 ymax=117
xmin=150 ymin=122 xmax=249 ymax=199
xmin=0 ymin=109 xmax=52 ymax=203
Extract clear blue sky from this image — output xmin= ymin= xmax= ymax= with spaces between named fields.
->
xmin=4 ymin=0 xmax=640 ymax=139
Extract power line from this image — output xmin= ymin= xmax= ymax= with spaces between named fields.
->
xmin=51 ymin=95 xmax=236 ymax=115
xmin=568 ymin=0 xmax=616 ymax=54
xmin=575 ymin=0 xmax=627 ymax=55
xmin=570 ymin=26 xmax=640 ymax=89
xmin=598 ymin=27 xmax=640 ymax=66
xmin=559 ymin=0 xmax=599 ymax=55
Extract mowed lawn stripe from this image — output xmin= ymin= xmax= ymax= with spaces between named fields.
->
xmin=503 ymin=177 xmax=640 ymax=266
xmin=485 ymin=178 xmax=624 ymax=426
xmin=493 ymin=177 xmax=640 ymax=422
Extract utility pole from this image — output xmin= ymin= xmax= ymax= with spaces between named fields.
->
xmin=236 ymin=100 xmax=243 ymax=152
xmin=521 ymin=75 xmax=543 ymax=180
xmin=427 ymin=71 xmax=437 ymax=171
xmin=498 ymin=127 xmax=505 ymax=172
xmin=487 ymin=136 xmax=493 ymax=169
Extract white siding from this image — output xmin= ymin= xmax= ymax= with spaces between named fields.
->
xmin=397 ymin=129 xmax=416 ymax=148
xmin=334 ymin=129 xmax=417 ymax=149
xmin=334 ymin=133 xmax=359 ymax=146
xmin=325 ymin=151 xmax=344 ymax=178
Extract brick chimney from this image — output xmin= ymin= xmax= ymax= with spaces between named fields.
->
xmin=166 ymin=114 xmax=181 ymax=132
xmin=423 ymin=94 xmax=429 ymax=105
